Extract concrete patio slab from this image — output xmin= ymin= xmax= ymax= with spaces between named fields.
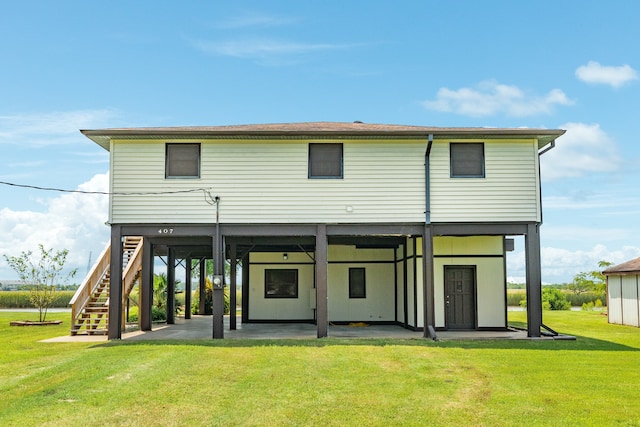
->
xmin=42 ymin=315 xmax=530 ymax=342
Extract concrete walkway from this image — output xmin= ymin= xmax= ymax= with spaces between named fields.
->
xmin=43 ymin=315 xmax=529 ymax=342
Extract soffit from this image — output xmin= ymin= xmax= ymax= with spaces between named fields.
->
xmin=81 ymin=121 xmax=566 ymax=151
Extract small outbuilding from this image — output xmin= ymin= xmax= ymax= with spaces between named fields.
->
xmin=604 ymin=257 xmax=640 ymax=327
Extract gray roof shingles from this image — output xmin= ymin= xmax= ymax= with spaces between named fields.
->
xmin=603 ymin=257 xmax=640 ymax=275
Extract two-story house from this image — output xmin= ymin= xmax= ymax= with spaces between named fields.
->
xmin=75 ymin=122 xmax=564 ymax=339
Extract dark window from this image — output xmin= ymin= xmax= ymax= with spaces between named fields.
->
xmin=349 ymin=267 xmax=366 ymax=299
xmin=309 ymin=143 xmax=343 ymax=178
xmin=166 ymin=143 xmax=200 ymax=178
xmin=265 ymin=269 xmax=298 ymax=298
xmin=450 ymin=143 xmax=485 ymax=178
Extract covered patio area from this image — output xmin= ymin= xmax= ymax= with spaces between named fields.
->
xmin=46 ymin=315 xmax=532 ymax=342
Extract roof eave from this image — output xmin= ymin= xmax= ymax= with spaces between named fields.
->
xmin=82 ymin=128 xmax=566 ymax=148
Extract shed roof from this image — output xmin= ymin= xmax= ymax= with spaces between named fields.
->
xmin=603 ymin=257 xmax=640 ymax=275
xmin=81 ymin=121 xmax=565 ymax=151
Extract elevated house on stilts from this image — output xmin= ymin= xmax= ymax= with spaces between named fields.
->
xmin=70 ymin=122 xmax=564 ymax=339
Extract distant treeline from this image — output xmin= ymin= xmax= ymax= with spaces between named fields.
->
xmin=507 ymin=288 xmax=606 ymax=307
xmin=0 ymin=291 xmax=75 ymax=308
xmin=0 ymin=284 xmax=79 ymax=291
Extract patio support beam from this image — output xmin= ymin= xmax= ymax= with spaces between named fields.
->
xmin=422 ymin=225 xmax=436 ymax=338
xmin=212 ymin=233 xmax=224 ymax=339
xmin=198 ymin=258 xmax=206 ymax=315
xmin=315 ymin=224 xmax=328 ymax=338
xmin=230 ymin=243 xmax=237 ymax=330
xmin=185 ymin=255 xmax=192 ymax=320
xmin=167 ymin=247 xmax=176 ymax=325
xmin=108 ymin=225 xmax=123 ymax=340
xmin=242 ymin=253 xmax=249 ymax=323
xmin=140 ymin=238 xmax=153 ymax=331
xmin=525 ymin=223 xmax=542 ymax=337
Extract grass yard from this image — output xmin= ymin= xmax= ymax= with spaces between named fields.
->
xmin=1 ymin=310 xmax=640 ymax=426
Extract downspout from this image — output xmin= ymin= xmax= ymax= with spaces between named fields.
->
xmin=537 ymin=140 xmax=556 ymax=226
xmin=424 ymin=134 xmax=437 ymax=339
xmin=538 ymin=140 xmax=555 ymax=156
xmin=525 ymin=139 xmax=556 ymax=338
xmin=425 ymin=134 xmax=433 ymax=224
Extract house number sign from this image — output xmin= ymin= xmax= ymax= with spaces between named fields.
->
xmin=157 ymin=228 xmax=174 ymax=234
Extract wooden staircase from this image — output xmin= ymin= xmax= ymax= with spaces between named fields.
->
xmin=69 ymin=236 xmax=143 ymax=336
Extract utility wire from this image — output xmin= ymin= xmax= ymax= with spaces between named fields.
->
xmin=0 ymin=180 xmax=212 ymax=196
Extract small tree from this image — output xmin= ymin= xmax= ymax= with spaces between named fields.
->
xmin=567 ymin=260 xmax=612 ymax=295
xmin=3 ymin=244 xmax=77 ymax=322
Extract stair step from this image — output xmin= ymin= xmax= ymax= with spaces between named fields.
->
xmin=71 ymin=328 xmax=108 ymax=336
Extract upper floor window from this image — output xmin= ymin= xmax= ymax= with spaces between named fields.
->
xmin=309 ymin=143 xmax=343 ymax=179
xmin=166 ymin=143 xmax=200 ymax=179
xmin=450 ymin=143 xmax=485 ymax=178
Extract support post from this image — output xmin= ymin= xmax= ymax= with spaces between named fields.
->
xmin=525 ymin=223 xmax=543 ymax=337
xmin=185 ymin=255 xmax=192 ymax=320
xmin=230 ymin=243 xmax=237 ymax=330
xmin=212 ymin=223 xmax=224 ymax=338
xmin=422 ymin=225 xmax=436 ymax=338
xmin=315 ymin=224 xmax=328 ymax=338
xmin=198 ymin=258 xmax=206 ymax=315
xmin=167 ymin=247 xmax=176 ymax=325
xmin=241 ymin=253 xmax=249 ymax=323
xmin=140 ymin=238 xmax=153 ymax=331
xmin=108 ymin=225 xmax=123 ymax=339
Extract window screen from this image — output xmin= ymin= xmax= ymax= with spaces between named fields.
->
xmin=166 ymin=143 xmax=200 ymax=178
xmin=309 ymin=143 xmax=343 ymax=178
xmin=349 ymin=267 xmax=366 ymax=299
xmin=265 ymin=269 xmax=298 ymax=299
xmin=450 ymin=143 xmax=485 ymax=178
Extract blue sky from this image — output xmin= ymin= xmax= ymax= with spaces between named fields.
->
xmin=0 ymin=1 xmax=639 ymax=283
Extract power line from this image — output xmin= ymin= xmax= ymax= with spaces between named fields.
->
xmin=0 ymin=180 xmax=212 ymax=196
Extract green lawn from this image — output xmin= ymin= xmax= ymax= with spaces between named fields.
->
xmin=1 ymin=310 xmax=640 ymax=426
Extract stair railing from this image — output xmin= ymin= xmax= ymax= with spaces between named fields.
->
xmin=122 ymin=238 xmax=143 ymax=303
xmin=69 ymin=242 xmax=111 ymax=324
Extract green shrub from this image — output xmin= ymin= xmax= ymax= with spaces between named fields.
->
xmin=127 ymin=307 xmax=167 ymax=323
xmin=582 ymin=302 xmax=595 ymax=311
xmin=191 ymin=288 xmax=230 ymax=315
xmin=542 ymin=288 xmax=571 ymax=311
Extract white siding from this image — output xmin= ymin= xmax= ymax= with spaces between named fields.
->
xmin=247 ymin=246 xmax=397 ymax=322
xmin=607 ymin=274 xmax=640 ymax=327
xmin=405 ymin=240 xmax=418 ymax=328
xmin=327 ymin=246 xmax=396 ymax=322
xmin=430 ymin=139 xmax=541 ymax=222
xmin=620 ymin=274 xmax=640 ymax=327
xmin=248 ymin=252 xmax=315 ymax=320
xmin=433 ymin=236 xmax=506 ymax=328
xmin=608 ymin=276 xmax=623 ymax=325
xmin=110 ymin=139 xmax=426 ymax=224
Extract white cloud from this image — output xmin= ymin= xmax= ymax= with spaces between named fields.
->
xmin=193 ymin=37 xmax=359 ymax=65
xmin=0 ymin=110 xmax=118 ymax=146
xmin=0 ymin=173 xmax=110 ymax=281
xmin=540 ymin=122 xmax=621 ymax=181
xmin=214 ymin=11 xmax=298 ymax=29
xmin=422 ymin=80 xmax=573 ymax=117
xmin=575 ymin=61 xmax=638 ymax=88
xmin=508 ymin=244 xmax=640 ymax=284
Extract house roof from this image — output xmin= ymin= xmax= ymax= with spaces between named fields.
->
xmin=603 ymin=257 xmax=640 ymax=275
xmin=81 ymin=121 xmax=566 ymax=151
